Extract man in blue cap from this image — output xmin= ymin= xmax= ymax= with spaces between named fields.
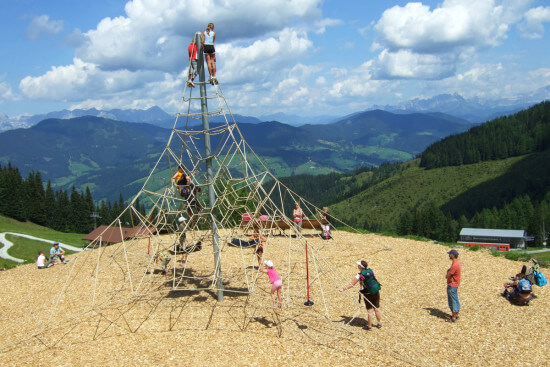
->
xmin=446 ymin=249 xmax=461 ymax=322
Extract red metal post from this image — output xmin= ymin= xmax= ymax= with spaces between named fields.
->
xmin=304 ymin=240 xmax=314 ymax=306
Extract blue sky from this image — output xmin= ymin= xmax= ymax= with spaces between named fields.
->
xmin=1 ymin=0 xmax=549 ymax=118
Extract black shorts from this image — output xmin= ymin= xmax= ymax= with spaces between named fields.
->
xmin=362 ymin=291 xmax=380 ymax=310
xmin=204 ymin=44 xmax=215 ymax=54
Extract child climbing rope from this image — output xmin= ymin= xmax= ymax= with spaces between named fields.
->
xmin=201 ymin=22 xmax=217 ymax=84
xmin=187 ymin=38 xmax=198 ymax=88
xmin=260 ymin=260 xmax=282 ymax=308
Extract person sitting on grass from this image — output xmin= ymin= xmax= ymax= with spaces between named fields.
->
xmin=49 ymin=242 xmax=68 ymax=264
xmin=36 ymin=251 xmax=53 ymax=269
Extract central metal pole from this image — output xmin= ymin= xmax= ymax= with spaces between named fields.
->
xmin=195 ymin=32 xmax=223 ymax=301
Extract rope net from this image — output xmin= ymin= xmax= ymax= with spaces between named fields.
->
xmin=0 ymin=36 xmax=435 ymax=366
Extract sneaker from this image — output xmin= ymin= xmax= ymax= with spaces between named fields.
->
xmin=62 ymin=260 xmax=68 ymax=264
xmin=212 ymin=77 xmax=218 ymax=85
xmin=186 ymin=81 xmax=192 ymax=87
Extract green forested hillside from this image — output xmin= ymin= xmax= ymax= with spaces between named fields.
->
xmin=283 ymin=151 xmax=549 ymax=244
xmin=420 ymin=101 xmax=550 ymax=168
xmin=290 ymin=102 xmax=550 ymax=244
xmin=329 ymin=156 xmax=526 ymax=230
xmin=0 ymin=110 xmax=470 ymax=202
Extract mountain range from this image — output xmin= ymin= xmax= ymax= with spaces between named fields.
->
xmin=2 ymin=85 xmax=548 ymax=131
xmin=0 ymin=106 xmax=262 ymax=131
xmin=379 ymin=85 xmax=550 ymax=123
xmin=0 ymin=109 xmax=471 ymax=202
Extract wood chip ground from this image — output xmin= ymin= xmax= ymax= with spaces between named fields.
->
xmin=0 ymin=231 xmax=548 ymax=366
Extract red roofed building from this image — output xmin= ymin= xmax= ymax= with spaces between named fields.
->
xmin=83 ymin=225 xmax=157 ymax=245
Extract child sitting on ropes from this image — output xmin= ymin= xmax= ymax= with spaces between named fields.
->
xmin=503 ymin=272 xmax=533 ymax=306
xmin=154 ymin=249 xmax=172 ymax=276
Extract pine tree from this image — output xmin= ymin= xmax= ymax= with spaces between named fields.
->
xmin=44 ymin=181 xmax=55 ymax=228
xmin=1 ymin=163 xmax=25 ymax=221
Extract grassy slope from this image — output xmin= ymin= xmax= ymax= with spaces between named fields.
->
xmin=0 ymin=215 xmax=86 ymax=245
xmin=0 ymin=215 xmax=87 ymax=268
xmin=5 ymin=235 xmax=78 ymax=264
xmin=331 ymin=156 xmax=525 ymax=231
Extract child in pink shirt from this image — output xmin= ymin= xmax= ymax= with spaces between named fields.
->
xmin=261 ymin=260 xmax=282 ymax=308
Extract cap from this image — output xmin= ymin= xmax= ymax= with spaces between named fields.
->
xmin=53 ymin=242 xmax=59 ymax=246
xmin=264 ymin=260 xmax=274 ymax=268
xmin=178 ymin=217 xmax=186 ymax=223
xmin=447 ymin=249 xmax=459 ymax=257
xmin=356 ymin=261 xmax=365 ymax=268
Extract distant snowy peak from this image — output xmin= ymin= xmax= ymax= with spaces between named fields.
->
xmin=27 ymin=106 xmax=174 ymax=124
xmin=379 ymin=86 xmax=550 ymax=123
xmin=0 ymin=106 xmax=175 ymax=132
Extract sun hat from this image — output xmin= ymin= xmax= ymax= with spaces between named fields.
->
xmin=264 ymin=260 xmax=274 ymax=268
xmin=357 ymin=261 xmax=365 ymax=268
xmin=178 ymin=216 xmax=186 ymax=223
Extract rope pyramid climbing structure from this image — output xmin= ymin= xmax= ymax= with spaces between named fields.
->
xmin=0 ymin=32 xmax=438 ymax=367
xmin=78 ymin=32 xmax=350 ymax=304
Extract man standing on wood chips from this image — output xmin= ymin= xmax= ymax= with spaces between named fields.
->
xmin=446 ymin=249 xmax=461 ymax=322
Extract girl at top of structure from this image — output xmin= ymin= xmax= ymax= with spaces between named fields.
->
xmin=260 ymin=260 xmax=283 ymax=308
xmin=201 ymin=22 xmax=217 ymax=84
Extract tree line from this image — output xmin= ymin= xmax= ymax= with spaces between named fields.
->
xmin=397 ymin=193 xmax=550 ymax=245
xmin=0 ymin=163 xmax=145 ymax=233
xmin=420 ymin=101 xmax=550 ymax=169
xmin=273 ymin=161 xmax=406 ymax=213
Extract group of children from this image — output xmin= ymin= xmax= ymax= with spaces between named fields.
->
xmin=36 ymin=242 xmax=69 ymax=269
xmin=187 ymin=22 xmax=217 ymax=88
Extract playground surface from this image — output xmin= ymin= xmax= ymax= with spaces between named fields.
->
xmin=0 ymin=231 xmax=548 ymax=366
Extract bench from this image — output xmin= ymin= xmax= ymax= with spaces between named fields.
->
xmin=239 ymin=218 xmax=328 ymax=235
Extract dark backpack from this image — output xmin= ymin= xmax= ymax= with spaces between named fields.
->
xmin=360 ymin=269 xmax=381 ymax=294
xmin=180 ymin=184 xmax=193 ymax=199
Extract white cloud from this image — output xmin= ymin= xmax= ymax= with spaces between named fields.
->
xmin=12 ymin=0 xmax=550 ymax=118
xmin=371 ymin=0 xmax=533 ymax=80
xmin=375 ymin=0 xmax=530 ymax=52
xmin=219 ymin=29 xmax=313 ymax=84
xmin=418 ymin=63 xmax=550 ymax=100
xmin=75 ymin=0 xmax=323 ymax=73
xmin=518 ymin=6 xmax=550 ymax=39
xmin=375 ymin=49 xmax=459 ymax=80
xmin=26 ymin=15 xmax=64 ymax=40
xmin=19 ymin=58 xmax=163 ymax=101
xmin=19 ymin=0 xmax=323 ymax=113
xmin=314 ymin=18 xmax=342 ymax=34
xmin=0 ymin=81 xmax=16 ymax=101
